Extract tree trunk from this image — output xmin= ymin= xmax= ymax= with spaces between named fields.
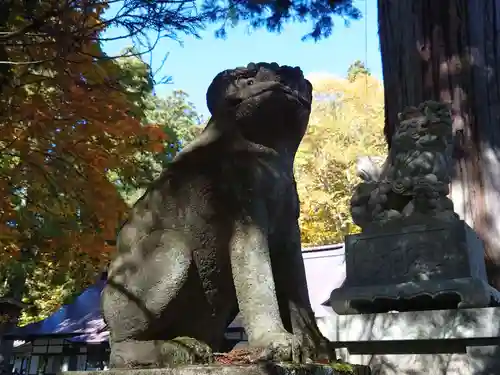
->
xmin=378 ymin=0 xmax=500 ymax=288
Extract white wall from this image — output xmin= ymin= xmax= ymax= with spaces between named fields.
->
xmin=302 ymin=245 xmax=346 ymax=340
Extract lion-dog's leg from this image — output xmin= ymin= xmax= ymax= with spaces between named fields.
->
xmin=230 ymin=204 xmax=300 ymax=362
xmin=271 ymin=223 xmax=336 ymax=363
xmin=102 ymin=229 xmax=212 ymax=368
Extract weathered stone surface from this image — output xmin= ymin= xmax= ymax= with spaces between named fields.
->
xmin=328 ymin=219 xmax=500 ymax=314
xmin=62 ymin=363 xmax=371 ymax=375
xmin=345 ymin=353 xmax=478 ymax=375
xmin=324 ymin=306 xmax=500 ymax=342
xmin=101 ymin=62 xmax=334 ymax=368
xmin=320 ymin=307 xmax=500 ymax=374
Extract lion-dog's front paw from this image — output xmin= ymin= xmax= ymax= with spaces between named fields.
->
xmin=299 ymin=334 xmax=336 ymax=364
xmin=250 ymin=331 xmax=335 ymax=364
xmin=250 ymin=331 xmax=298 ymax=363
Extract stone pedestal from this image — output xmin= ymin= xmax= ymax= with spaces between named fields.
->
xmin=62 ymin=363 xmax=371 ymax=375
xmin=319 ymin=306 xmax=500 ymax=375
xmin=328 ymin=219 xmax=500 ymax=315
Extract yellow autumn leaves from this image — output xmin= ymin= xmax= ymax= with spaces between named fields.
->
xmin=295 ymin=72 xmax=386 ymax=246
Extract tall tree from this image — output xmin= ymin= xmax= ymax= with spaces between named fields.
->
xmin=347 ymin=60 xmax=370 ymax=82
xmin=0 ymin=1 xmax=166 ymax=358
xmin=108 ymin=50 xmax=203 ymax=205
xmin=108 ymin=51 xmax=202 ymax=205
xmin=296 ymin=70 xmax=385 ymax=246
xmin=203 ymin=0 xmax=361 ymax=40
xmin=377 ymin=0 xmax=500 ymax=289
xmin=0 ymin=0 xmax=206 ymax=69
xmin=13 ymin=52 xmax=201 ymax=326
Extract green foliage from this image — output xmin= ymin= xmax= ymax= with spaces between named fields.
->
xmin=144 ymin=90 xmax=204 ymax=163
xmin=114 ymin=89 xmax=203 ymax=207
xmin=2 ymin=47 xmax=200 ymax=324
xmin=202 ymin=0 xmax=362 ymax=40
xmin=295 ymin=68 xmax=386 ymax=246
xmin=114 ymin=47 xmax=156 ymax=120
xmin=0 ymin=2 xmax=176 ymax=326
xmin=108 ymin=50 xmax=202 ymax=207
xmin=19 ymin=254 xmax=99 ymax=326
xmin=347 ymin=60 xmax=370 ymax=82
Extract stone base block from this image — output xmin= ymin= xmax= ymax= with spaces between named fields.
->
xmin=62 ymin=363 xmax=371 ymax=375
xmin=319 ymin=306 xmax=500 ymax=375
xmin=328 ymin=219 xmax=500 ymax=314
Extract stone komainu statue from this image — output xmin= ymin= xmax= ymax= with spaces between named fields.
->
xmin=101 ymin=62 xmax=334 ymax=368
xmin=351 ymin=101 xmax=458 ymax=230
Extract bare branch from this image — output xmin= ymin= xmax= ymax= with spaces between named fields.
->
xmin=0 ymin=0 xmax=206 ymax=73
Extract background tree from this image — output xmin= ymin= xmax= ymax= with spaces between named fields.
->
xmin=0 ymin=0 xmax=205 ymax=71
xmin=347 ymin=60 xmax=370 ymax=82
xmin=202 ymin=0 xmax=361 ymax=40
xmin=0 ymin=44 xmax=166 ymax=317
xmin=1 ymin=0 xmax=363 ymax=80
xmin=295 ymin=69 xmax=385 ymax=246
xmin=112 ymin=88 xmax=203 ymax=207
xmin=13 ymin=52 xmax=201 ymax=326
xmin=0 ymin=2 xmax=169 ymax=346
xmin=109 ymin=51 xmax=203 ymax=206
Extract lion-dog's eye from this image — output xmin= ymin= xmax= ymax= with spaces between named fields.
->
xmin=237 ymin=77 xmax=254 ymax=86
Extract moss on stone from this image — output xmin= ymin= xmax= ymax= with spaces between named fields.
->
xmin=159 ymin=336 xmax=214 ymax=366
xmin=274 ymin=361 xmax=357 ymax=375
xmin=330 ymin=361 xmax=354 ymax=374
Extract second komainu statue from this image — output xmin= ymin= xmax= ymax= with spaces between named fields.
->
xmin=351 ymin=101 xmax=458 ymax=230
xmin=328 ymin=100 xmax=500 ymax=315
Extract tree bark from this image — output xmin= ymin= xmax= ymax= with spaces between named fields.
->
xmin=378 ymin=0 xmax=500 ymax=288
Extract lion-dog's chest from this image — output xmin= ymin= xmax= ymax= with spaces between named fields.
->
xmin=244 ymin=153 xmax=300 ymax=236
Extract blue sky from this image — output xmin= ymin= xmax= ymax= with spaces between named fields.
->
xmin=103 ymin=0 xmax=381 ymax=119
